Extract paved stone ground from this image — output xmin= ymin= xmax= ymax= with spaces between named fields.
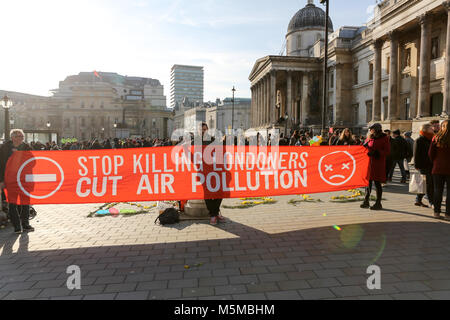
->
xmin=0 ymin=176 xmax=449 ymax=300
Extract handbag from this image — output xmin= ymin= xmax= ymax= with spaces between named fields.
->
xmin=409 ymin=173 xmax=426 ymax=194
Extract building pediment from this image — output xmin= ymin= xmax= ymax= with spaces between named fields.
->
xmin=249 ymin=55 xmax=322 ymax=85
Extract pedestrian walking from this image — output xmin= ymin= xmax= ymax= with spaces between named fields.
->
xmin=413 ymin=123 xmax=435 ymax=208
xmin=388 ymin=129 xmax=408 ymax=183
xmin=429 ymin=120 xmax=450 ymax=220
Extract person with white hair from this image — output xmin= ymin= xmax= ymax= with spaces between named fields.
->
xmin=0 ymin=129 xmax=34 ymax=234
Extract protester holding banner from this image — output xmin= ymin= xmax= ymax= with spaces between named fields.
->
xmin=413 ymin=123 xmax=434 ymax=208
xmin=429 ymin=120 xmax=450 ymax=220
xmin=0 ymin=129 xmax=34 ymax=234
xmin=198 ymin=123 xmax=226 ymax=225
xmin=362 ymin=123 xmax=390 ymax=211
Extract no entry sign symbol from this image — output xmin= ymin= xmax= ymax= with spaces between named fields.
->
xmin=17 ymin=157 xmax=65 ymax=199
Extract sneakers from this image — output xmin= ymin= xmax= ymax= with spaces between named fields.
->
xmin=210 ymin=214 xmax=227 ymax=225
xmin=216 ymin=214 xmax=227 ymax=222
xmin=23 ymin=225 xmax=35 ymax=232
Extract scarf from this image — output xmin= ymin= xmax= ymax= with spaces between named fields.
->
xmin=420 ymin=131 xmax=434 ymax=141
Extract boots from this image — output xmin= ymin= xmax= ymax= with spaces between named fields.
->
xmin=370 ymin=202 xmax=383 ymax=211
xmin=370 ymin=186 xmax=383 ymax=210
xmin=360 ymin=188 xmax=371 ymax=209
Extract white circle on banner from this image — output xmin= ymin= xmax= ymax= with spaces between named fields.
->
xmin=318 ymin=151 xmax=356 ymax=186
xmin=17 ymin=157 xmax=65 ymax=199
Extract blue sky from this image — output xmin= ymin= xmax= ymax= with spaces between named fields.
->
xmin=0 ymin=0 xmax=376 ymax=103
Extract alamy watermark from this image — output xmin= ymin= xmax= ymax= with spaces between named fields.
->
xmin=66 ymin=265 xmax=81 ymax=290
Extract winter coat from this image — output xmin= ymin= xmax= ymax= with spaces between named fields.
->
xmin=0 ymin=141 xmax=32 ymax=183
xmin=413 ymin=135 xmax=433 ymax=175
xmin=365 ymin=134 xmax=391 ymax=183
xmin=390 ymin=136 xmax=408 ymax=160
xmin=429 ymin=138 xmax=450 ymax=176
xmin=405 ymin=137 xmax=414 ymax=161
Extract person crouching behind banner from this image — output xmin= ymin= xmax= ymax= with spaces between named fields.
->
xmin=361 ymin=123 xmax=391 ymax=211
xmin=0 ymin=129 xmax=34 ymax=234
xmin=198 ymin=123 xmax=227 ymax=225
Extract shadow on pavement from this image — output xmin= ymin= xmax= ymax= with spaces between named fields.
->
xmin=1 ymin=219 xmax=450 ymax=300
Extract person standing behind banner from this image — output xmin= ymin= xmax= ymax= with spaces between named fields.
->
xmin=198 ymin=123 xmax=227 ymax=225
xmin=335 ymin=128 xmax=356 ymax=146
xmin=413 ymin=124 xmax=435 ymax=208
xmin=0 ymin=129 xmax=34 ymax=234
xmin=429 ymin=120 xmax=450 ymax=220
xmin=361 ymin=123 xmax=390 ymax=211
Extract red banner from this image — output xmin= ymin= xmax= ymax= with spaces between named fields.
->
xmin=4 ymin=146 xmax=369 ymax=205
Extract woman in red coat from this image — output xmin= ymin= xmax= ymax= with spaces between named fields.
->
xmin=429 ymin=120 xmax=450 ymax=220
xmin=361 ymin=123 xmax=391 ymax=210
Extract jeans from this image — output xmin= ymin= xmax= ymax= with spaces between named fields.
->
xmin=365 ymin=181 xmax=383 ymax=204
xmin=8 ymin=204 xmax=30 ymax=231
xmin=205 ymin=199 xmax=223 ymax=217
xmin=415 ymin=173 xmax=434 ymax=206
xmin=389 ymin=159 xmax=407 ymax=180
xmin=433 ymin=175 xmax=450 ymax=216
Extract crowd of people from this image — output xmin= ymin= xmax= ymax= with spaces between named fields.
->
xmin=30 ymin=137 xmax=173 ymax=151
xmin=363 ymin=120 xmax=449 ymax=220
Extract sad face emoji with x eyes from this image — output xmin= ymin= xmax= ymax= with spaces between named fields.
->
xmin=318 ymin=151 xmax=356 ymax=186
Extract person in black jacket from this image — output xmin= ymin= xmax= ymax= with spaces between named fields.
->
xmin=335 ymin=128 xmax=356 ymax=146
xmin=0 ymin=129 xmax=34 ymax=234
xmin=388 ymin=129 xmax=408 ymax=183
xmin=413 ymin=123 xmax=435 ymax=208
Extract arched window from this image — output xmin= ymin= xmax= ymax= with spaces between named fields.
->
xmin=297 ymin=35 xmax=302 ymax=49
xmin=316 ymin=33 xmax=321 ymax=42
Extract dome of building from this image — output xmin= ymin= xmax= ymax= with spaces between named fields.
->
xmin=287 ymin=0 xmax=333 ymax=35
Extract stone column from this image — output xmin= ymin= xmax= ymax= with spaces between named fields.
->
xmin=372 ymin=39 xmax=383 ymax=122
xmin=388 ymin=31 xmax=399 ymax=120
xmin=287 ymin=71 xmax=293 ymax=125
xmin=263 ymin=77 xmax=268 ymax=125
xmin=258 ymin=82 xmax=262 ymax=126
xmin=301 ymin=72 xmax=310 ymax=124
xmin=443 ymin=1 xmax=450 ymax=116
xmin=266 ymin=75 xmax=270 ymax=125
xmin=417 ymin=13 xmax=432 ymax=118
xmin=270 ymin=71 xmax=277 ymax=125
xmin=250 ymin=86 xmax=254 ymax=127
xmin=262 ymin=80 xmax=266 ymax=126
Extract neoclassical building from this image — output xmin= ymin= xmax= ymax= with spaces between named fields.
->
xmin=2 ymin=72 xmax=174 ymax=142
xmin=249 ymin=0 xmax=450 ymax=136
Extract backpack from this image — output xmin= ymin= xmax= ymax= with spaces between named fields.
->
xmin=154 ymin=208 xmax=180 ymax=225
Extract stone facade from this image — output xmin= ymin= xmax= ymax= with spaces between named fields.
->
xmin=250 ymin=0 xmax=450 ymax=136
xmin=1 ymin=72 xmax=173 ymax=143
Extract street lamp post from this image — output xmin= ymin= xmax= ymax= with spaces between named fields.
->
xmin=231 ymin=86 xmax=236 ymax=132
xmin=284 ymin=112 xmax=289 ymax=140
xmin=46 ymin=121 xmax=51 ymax=143
xmin=114 ymin=121 xmax=117 ymax=139
xmin=320 ymin=0 xmax=330 ymax=135
xmin=1 ymin=95 xmax=13 ymax=141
